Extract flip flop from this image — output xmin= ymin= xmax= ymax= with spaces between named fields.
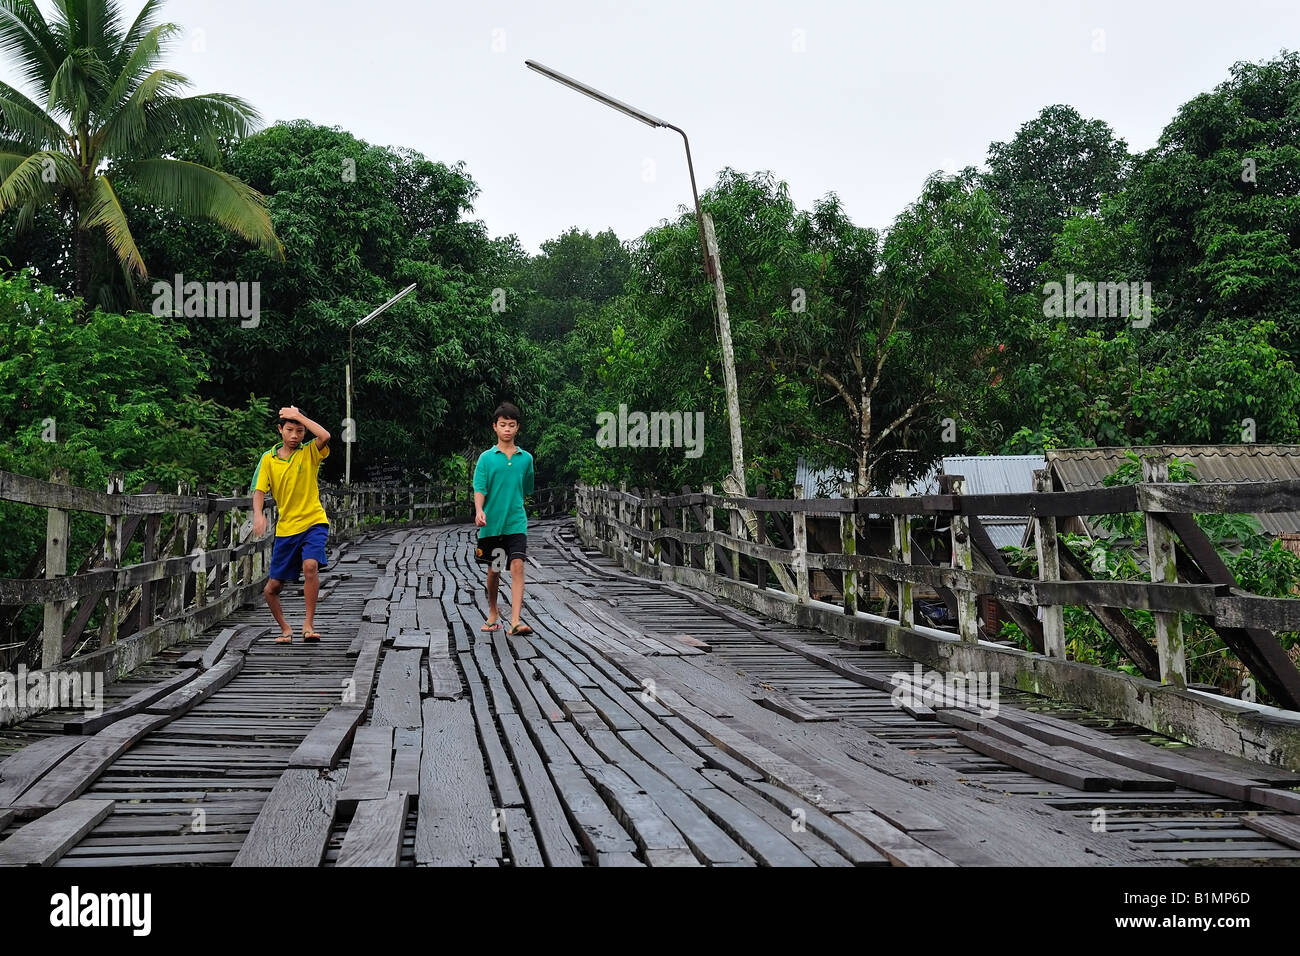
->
xmin=508 ymin=622 xmax=534 ymax=636
xmin=480 ymin=620 xmax=502 ymax=632
xmin=275 ymin=629 xmax=293 ymax=644
xmin=303 ymin=628 xmax=321 ymax=643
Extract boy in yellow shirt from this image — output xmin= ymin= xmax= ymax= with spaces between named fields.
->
xmin=251 ymin=406 xmax=332 ymax=644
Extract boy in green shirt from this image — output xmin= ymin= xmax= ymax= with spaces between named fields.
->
xmin=251 ymin=406 xmax=332 ymax=644
xmin=473 ymin=402 xmax=535 ymax=635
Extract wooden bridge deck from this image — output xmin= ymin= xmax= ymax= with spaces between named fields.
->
xmin=3 ymin=520 xmax=1300 ymax=867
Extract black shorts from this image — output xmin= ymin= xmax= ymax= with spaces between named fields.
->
xmin=475 ymin=533 xmax=527 ymax=569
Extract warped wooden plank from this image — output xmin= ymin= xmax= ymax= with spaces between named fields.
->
xmin=1243 ymin=814 xmax=1300 ymax=850
xmin=64 ymin=668 xmax=197 ymax=735
xmin=416 ymin=699 xmax=499 ymax=865
xmin=833 ymin=810 xmax=956 ymax=867
xmin=584 ymin=763 xmax=695 ymax=860
xmin=12 ymin=713 xmax=170 ymax=813
xmin=754 ymin=689 xmax=838 ymax=723
xmin=954 ymin=730 xmax=1111 ymax=792
xmin=199 ymin=626 xmax=240 ymax=670
xmin=0 ymin=737 xmax=86 ymax=807
xmin=233 ymin=769 xmax=339 ymax=867
xmin=0 ymin=797 xmax=114 ymax=866
xmin=144 ymin=654 xmax=244 ymax=719
xmin=287 ymin=705 xmax=365 ymax=769
xmin=496 ymin=712 xmax=583 ymax=866
xmin=337 ymin=792 xmax=410 ymax=867
xmin=689 ymin=782 xmax=816 ymax=866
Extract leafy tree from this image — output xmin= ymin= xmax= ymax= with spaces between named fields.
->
xmin=984 ymin=105 xmax=1132 ymax=295
xmin=1130 ymin=50 xmax=1300 ymax=344
xmin=0 ymin=0 xmax=282 ymax=301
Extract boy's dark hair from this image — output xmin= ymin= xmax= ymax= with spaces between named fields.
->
xmin=492 ymin=402 xmax=521 ymax=424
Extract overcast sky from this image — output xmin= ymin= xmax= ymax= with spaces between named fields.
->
xmin=8 ymin=1 xmax=1299 ymax=253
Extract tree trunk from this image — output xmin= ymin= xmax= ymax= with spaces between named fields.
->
xmin=74 ymin=226 xmax=90 ymax=301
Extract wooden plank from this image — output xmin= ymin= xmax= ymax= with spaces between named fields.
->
xmin=498 ymin=806 xmax=545 ymax=867
xmin=428 ymin=658 xmax=463 ymax=699
xmin=338 ymin=725 xmax=394 ymax=804
xmin=689 ymin=783 xmax=816 ymax=866
xmin=362 ymin=599 xmax=389 ymax=623
xmin=0 ymin=797 xmax=115 ymax=866
xmin=415 ymin=699 xmax=500 ymax=866
xmin=1243 ymin=814 xmax=1300 ymax=850
xmin=199 ymin=626 xmax=240 ymax=669
xmin=390 ymin=727 xmax=422 ymax=798
xmin=337 ymin=791 xmax=410 ymax=867
xmin=584 ymin=763 xmax=696 ymax=860
xmin=232 ymin=769 xmax=340 ymax=867
xmin=496 ymin=712 xmax=583 ymax=866
xmin=287 ymin=705 xmax=366 ymax=769
xmin=0 ymin=737 xmax=87 ymax=806
xmin=703 ymin=770 xmax=851 ymax=867
xmin=460 ymin=651 xmax=524 ymax=808
xmin=754 ymin=689 xmax=838 ymax=723
xmin=64 ymin=669 xmax=197 ymax=735
xmin=372 ymin=649 xmax=422 ymax=729
xmin=144 ymin=654 xmax=244 ymax=718
xmin=833 ymin=810 xmax=957 ymax=867
xmin=548 ymin=761 xmax=638 ymax=858
xmin=12 ymin=713 xmax=171 ymax=812
xmin=954 ymin=730 xmax=1112 ymax=791
xmin=1249 ymin=787 xmax=1300 ymax=813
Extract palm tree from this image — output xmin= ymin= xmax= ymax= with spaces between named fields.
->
xmin=0 ymin=0 xmax=283 ymax=300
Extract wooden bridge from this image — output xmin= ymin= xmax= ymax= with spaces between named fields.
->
xmin=2 ymin=468 xmax=1300 ymax=867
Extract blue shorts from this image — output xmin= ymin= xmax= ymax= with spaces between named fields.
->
xmin=269 ymin=523 xmax=329 ymax=583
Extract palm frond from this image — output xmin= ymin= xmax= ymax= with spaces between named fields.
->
xmin=101 ymin=91 xmax=258 ymax=161
xmin=82 ymin=172 xmax=145 ymax=277
xmin=0 ymin=0 xmax=61 ymax=92
xmin=126 ymin=158 xmax=284 ymax=259
xmin=100 ymin=21 xmax=177 ymax=113
xmin=0 ymin=81 xmax=69 ymax=150
xmin=0 ymin=149 xmax=80 ymax=211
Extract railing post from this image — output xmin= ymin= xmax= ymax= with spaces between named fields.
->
xmin=703 ymin=483 xmax=716 ymax=575
xmin=141 ymin=511 xmax=162 ymax=628
xmin=840 ymin=483 xmax=856 ymax=616
xmin=650 ymin=486 xmax=661 ymax=564
xmin=408 ymin=484 xmax=415 ymax=523
xmin=227 ymin=492 xmax=240 ymax=594
xmin=728 ymin=490 xmax=742 ymax=583
xmin=1033 ymin=469 xmax=1066 ymax=657
xmin=756 ymin=484 xmax=769 ymax=590
xmin=41 ymin=468 xmax=71 ymax=668
xmin=1143 ymin=454 xmax=1186 ymax=687
xmin=949 ymin=476 xmax=979 ymax=642
xmin=194 ymin=494 xmax=209 ymax=609
xmin=98 ymin=474 xmax=125 ymax=648
xmin=619 ymin=480 xmax=629 ymax=555
xmin=792 ymin=485 xmax=809 ymax=603
xmin=680 ymin=485 xmax=692 ymax=569
xmin=891 ymin=480 xmax=914 ymax=628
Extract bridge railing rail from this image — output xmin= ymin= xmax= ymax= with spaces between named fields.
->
xmin=0 ymin=470 xmax=573 ymax=680
xmin=575 ymin=464 xmax=1300 ymax=712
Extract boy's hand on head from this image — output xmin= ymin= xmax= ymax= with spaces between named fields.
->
xmin=279 ymin=406 xmax=302 ymax=421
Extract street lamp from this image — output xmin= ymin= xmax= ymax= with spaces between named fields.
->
xmin=346 ymin=282 xmax=417 ymax=485
xmin=524 ymin=60 xmax=747 ymax=496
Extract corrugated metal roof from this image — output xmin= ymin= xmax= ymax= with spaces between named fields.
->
xmin=1048 ymin=445 xmax=1300 ymax=535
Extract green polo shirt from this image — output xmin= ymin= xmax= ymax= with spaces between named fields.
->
xmin=473 ymin=444 xmax=534 ymax=537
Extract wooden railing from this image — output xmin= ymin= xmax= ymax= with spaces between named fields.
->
xmin=574 ymin=466 xmax=1300 ymax=714
xmin=0 ymin=470 xmax=574 ymax=686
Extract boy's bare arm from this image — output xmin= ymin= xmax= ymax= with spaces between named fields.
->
xmin=280 ymin=406 xmax=331 ymax=447
xmin=253 ymin=490 xmax=268 ymax=537
xmin=475 ymin=491 xmax=487 ymax=527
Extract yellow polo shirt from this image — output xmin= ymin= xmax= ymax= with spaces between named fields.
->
xmin=252 ymin=438 xmax=330 ymax=537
